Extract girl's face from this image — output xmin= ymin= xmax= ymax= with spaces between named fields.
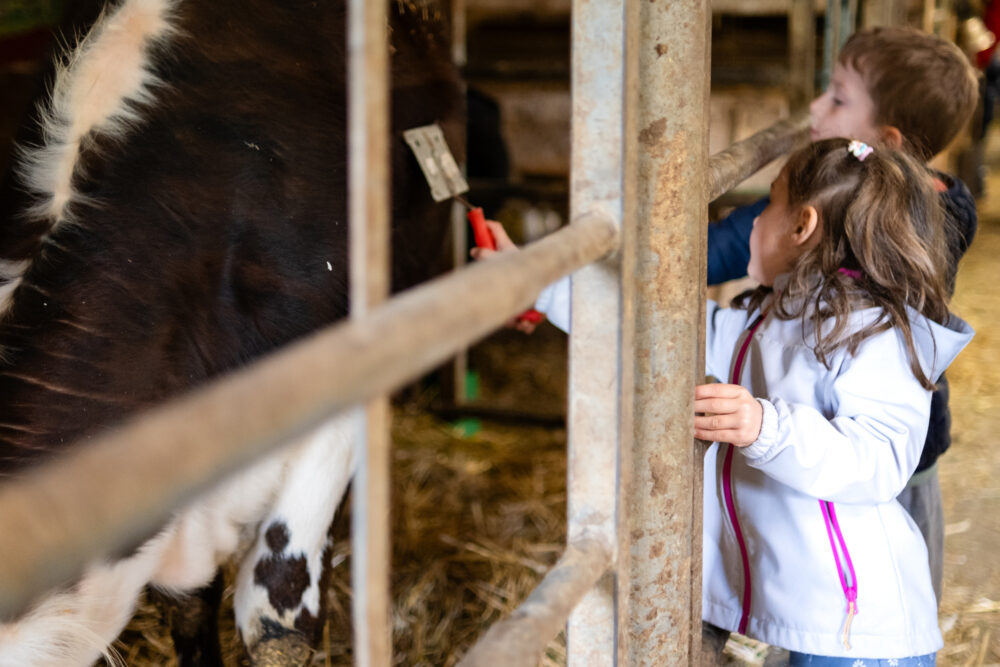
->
xmin=809 ymin=63 xmax=880 ymax=144
xmin=748 ymin=169 xmax=808 ymax=286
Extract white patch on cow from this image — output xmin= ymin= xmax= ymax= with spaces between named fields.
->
xmin=0 ymin=260 xmax=30 ymax=321
xmin=234 ymin=414 xmax=357 ymax=646
xmin=18 ymin=0 xmax=179 ymax=228
xmin=0 ymin=545 xmax=160 ymax=667
xmin=0 ymin=415 xmax=357 ymax=665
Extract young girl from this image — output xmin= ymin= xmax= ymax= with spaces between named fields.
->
xmin=475 ymin=138 xmax=972 ymax=663
xmin=693 ymin=138 xmax=972 ymax=664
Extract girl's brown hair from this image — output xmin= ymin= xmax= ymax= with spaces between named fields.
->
xmin=738 ymin=138 xmax=952 ymax=389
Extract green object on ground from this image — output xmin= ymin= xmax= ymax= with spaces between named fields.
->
xmin=451 ymin=418 xmax=481 ymax=438
xmin=463 ymin=370 xmax=480 ymax=401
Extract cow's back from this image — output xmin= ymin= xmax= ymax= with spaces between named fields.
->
xmin=0 ymin=0 xmax=463 ymax=473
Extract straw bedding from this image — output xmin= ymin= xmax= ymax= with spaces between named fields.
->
xmin=100 ymin=326 xmax=571 ymax=666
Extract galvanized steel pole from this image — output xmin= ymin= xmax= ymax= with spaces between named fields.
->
xmin=628 ymin=0 xmax=710 ymax=663
xmin=567 ymin=0 xmax=636 ymax=663
xmin=349 ymin=0 xmax=391 ymax=660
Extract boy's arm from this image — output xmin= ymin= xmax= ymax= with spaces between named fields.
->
xmin=707 ymin=197 xmax=768 ymax=286
xmin=940 ymin=175 xmax=978 ymax=294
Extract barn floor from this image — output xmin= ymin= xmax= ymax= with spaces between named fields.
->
xmin=934 ymin=128 xmax=1000 ymax=666
xmin=92 ymin=129 xmax=1000 ymax=667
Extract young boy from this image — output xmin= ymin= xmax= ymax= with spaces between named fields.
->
xmin=708 ymin=25 xmax=980 ymax=601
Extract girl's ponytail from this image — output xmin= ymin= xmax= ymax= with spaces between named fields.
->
xmin=751 ymin=138 xmax=953 ymax=389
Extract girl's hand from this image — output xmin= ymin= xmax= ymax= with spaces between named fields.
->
xmin=467 ymin=220 xmax=542 ymax=333
xmin=693 ymin=383 xmax=763 ymax=447
xmin=469 ymin=221 xmax=518 ymax=260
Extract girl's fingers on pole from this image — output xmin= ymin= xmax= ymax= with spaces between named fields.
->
xmin=695 ymin=383 xmax=746 ymax=399
xmin=694 ymin=397 xmax=737 ymax=415
xmin=693 ymin=427 xmax=744 ymax=444
xmin=694 ymin=413 xmax=737 ymax=432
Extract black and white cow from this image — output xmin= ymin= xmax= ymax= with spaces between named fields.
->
xmin=0 ymin=0 xmax=463 ymax=664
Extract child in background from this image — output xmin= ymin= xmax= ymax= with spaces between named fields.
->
xmin=707 ymin=26 xmax=980 ymax=601
xmin=694 ymin=138 xmax=971 ymax=664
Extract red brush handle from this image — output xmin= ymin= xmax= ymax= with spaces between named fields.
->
xmin=466 ymin=207 xmax=544 ymax=326
xmin=467 ymin=207 xmax=495 ymax=251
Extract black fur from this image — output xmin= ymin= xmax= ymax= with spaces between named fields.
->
xmin=0 ymin=0 xmax=463 ymax=661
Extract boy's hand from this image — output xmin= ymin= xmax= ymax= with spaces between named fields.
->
xmin=693 ymin=383 xmax=763 ymax=447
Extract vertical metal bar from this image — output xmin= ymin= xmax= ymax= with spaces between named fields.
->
xmin=452 ymin=0 xmax=468 ymax=67
xmin=790 ymin=0 xmax=817 ymax=110
xmin=450 ymin=200 xmax=470 ymax=403
xmin=627 ymin=0 xmax=710 ymax=663
xmin=861 ymin=0 xmax=904 ymax=28
xmin=922 ymin=0 xmax=935 ymax=33
xmin=842 ymin=0 xmax=857 ymax=47
xmin=348 ymin=0 xmax=391 ymax=665
xmin=567 ymin=0 xmax=635 ymax=662
xmin=822 ymin=0 xmax=840 ymax=91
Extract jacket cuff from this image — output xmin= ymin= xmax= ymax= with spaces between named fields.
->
xmin=741 ymin=398 xmax=778 ymax=461
xmin=534 ymin=278 xmax=571 ymax=333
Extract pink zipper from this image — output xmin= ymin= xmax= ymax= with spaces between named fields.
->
xmin=820 ymin=500 xmax=859 ymax=648
xmin=721 ymin=311 xmax=860 ymax=646
xmin=722 ymin=313 xmax=765 ymax=634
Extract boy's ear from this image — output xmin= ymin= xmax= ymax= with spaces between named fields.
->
xmin=793 ymin=205 xmax=820 ymax=246
xmin=878 ymin=125 xmax=904 ymax=150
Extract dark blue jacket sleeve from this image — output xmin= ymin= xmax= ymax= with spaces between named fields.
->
xmin=707 ymin=197 xmax=768 ymax=286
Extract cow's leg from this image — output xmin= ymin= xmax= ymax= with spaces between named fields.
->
xmin=0 ymin=541 xmax=166 ymax=667
xmin=233 ymin=415 xmax=355 ymax=665
xmin=148 ymin=571 xmax=225 ymax=667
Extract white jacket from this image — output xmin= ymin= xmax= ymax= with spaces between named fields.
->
xmin=703 ymin=296 xmax=972 ymax=658
xmin=536 ymin=276 xmax=974 ymax=657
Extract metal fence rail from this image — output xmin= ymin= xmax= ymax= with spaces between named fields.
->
xmin=707 ymin=110 xmax=810 ymax=202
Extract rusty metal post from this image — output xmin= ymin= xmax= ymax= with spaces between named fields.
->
xmin=566 ymin=0 xmax=637 ymax=663
xmin=627 ymin=0 xmax=710 ymax=663
xmin=348 ymin=0 xmax=391 ymax=664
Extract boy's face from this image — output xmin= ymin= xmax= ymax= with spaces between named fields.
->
xmin=810 ymin=63 xmax=881 ymax=145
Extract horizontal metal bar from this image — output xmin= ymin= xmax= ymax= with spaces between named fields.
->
xmin=0 ymin=212 xmax=618 ymax=620
xmin=706 ymin=110 xmax=810 ymax=202
xmin=711 ymin=0 xmax=827 ymax=13
xmin=456 ymin=536 xmax=613 ymax=667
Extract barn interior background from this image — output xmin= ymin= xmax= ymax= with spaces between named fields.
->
xmin=1 ymin=0 xmax=998 ymax=665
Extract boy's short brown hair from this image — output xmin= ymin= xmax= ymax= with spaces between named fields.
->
xmin=839 ymin=26 xmax=979 ymax=160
